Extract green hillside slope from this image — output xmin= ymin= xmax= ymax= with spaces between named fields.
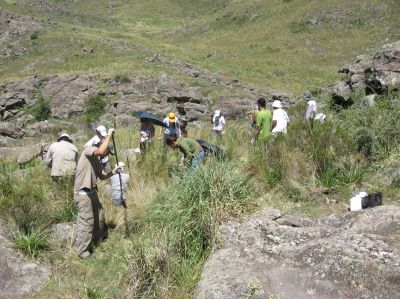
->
xmin=1 ymin=0 xmax=399 ymax=94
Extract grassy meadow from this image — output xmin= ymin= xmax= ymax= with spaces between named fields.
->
xmin=1 ymin=0 xmax=399 ymax=93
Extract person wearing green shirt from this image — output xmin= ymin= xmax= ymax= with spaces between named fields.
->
xmin=166 ymin=136 xmax=205 ymax=169
xmin=255 ymin=98 xmax=272 ymax=144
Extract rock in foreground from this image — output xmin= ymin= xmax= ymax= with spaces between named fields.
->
xmin=0 ymin=230 xmax=50 ymax=298
xmin=196 ymin=206 xmax=400 ymax=299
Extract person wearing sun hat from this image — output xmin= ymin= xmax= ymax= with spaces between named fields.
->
xmin=45 ymin=132 xmax=78 ymax=198
xmin=160 ymin=112 xmax=180 ymax=144
xmin=271 ymin=100 xmax=289 ymax=134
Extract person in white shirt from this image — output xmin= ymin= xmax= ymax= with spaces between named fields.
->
xmin=271 ymin=100 xmax=289 ymax=134
xmin=212 ymin=110 xmax=226 ymax=136
xmin=160 ymin=112 xmax=180 ymax=144
xmin=304 ymin=91 xmax=317 ymax=121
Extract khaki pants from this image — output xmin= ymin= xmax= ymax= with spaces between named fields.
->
xmin=74 ymin=191 xmax=106 ymax=258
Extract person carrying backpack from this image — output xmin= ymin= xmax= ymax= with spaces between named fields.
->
xmin=212 ymin=110 xmax=226 ymax=136
xmin=160 ymin=112 xmax=180 ymax=145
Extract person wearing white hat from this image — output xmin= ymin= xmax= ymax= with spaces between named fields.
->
xmin=45 ymin=132 xmax=78 ymax=198
xmin=271 ymin=100 xmax=289 ymax=134
xmin=84 ymin=125 xmax=111 ymax=170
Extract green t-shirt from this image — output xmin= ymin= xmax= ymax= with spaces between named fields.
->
xmin=177 ymin=137 xmax=201 ymax=163
xmin=256 ymin=109 xmax=272 ymax=143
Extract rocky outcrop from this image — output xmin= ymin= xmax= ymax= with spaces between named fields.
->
xmin=0 ymin=228 xmax=50 ymax=298
xmin=197 ymin=206 xmax=400 ymax=299
xmin=331 ymin=41 xmax=400 ymax=108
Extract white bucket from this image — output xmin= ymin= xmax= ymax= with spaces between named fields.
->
xmin=350 ymin=196 xmax=362 ymax=211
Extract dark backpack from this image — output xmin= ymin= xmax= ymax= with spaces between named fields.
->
xmin=214 ymin=115 xmax=220 ymax=127
xmin=361 ymin=192 xmax=383 ymax=209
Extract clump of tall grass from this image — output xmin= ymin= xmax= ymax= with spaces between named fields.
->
xmin=14 ymin=226 xmax=50 ymax=258
xmin=123 ymin=159 xmax=257 ymax=296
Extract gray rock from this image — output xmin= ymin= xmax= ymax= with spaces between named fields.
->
xmin=0 ymin=227 xmax=50 ymax=298
xmin=0 ymin=122 xmax=25 ymax=139
xmin=0 ymin=144 xmax=42 ymax=164
xmin=196 ymin=206 xmax=400 ymax=299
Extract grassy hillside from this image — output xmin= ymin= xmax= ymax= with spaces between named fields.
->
xmin=1 ymin=0 xmax=399 ymax=94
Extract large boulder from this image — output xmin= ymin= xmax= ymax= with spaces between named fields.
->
xmin=196 ymin=206 xmax=400 ymax=299
xmin=0 ymin=228 xmax=50 ymax=298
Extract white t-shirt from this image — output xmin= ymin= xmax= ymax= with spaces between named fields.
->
xmin=272 ymin=108 xmax=289 ymax=134
xmin=305 ymin=100 xmax=317 ymax=120
xmin=111 ymin=172 xmax=130 ymax=205
xmin=213 ymin=115 xmax=226 ymax=131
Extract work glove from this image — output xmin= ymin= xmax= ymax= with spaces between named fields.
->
xmin=108 ymin=128 xmax=115 ymax=136
xmin=112 ymin=165 xmax=122 ymax=175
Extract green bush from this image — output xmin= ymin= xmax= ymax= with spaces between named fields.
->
xmin=33 ymin=94 xmax=51 ymax=121
xmin=85 ymin=94 xmax=105 ymax=123
xmin=114 ymin=74 xmax=131 ymax=83
xmin=338 ymin=93 xmax=400 ymax=160
xmin=30 ymin=31 xmax=39 ymax=40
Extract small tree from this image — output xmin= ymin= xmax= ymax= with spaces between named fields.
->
xmin=85 ymin=94 xmax=105 ymax=123
xmin=33 ymin=94 xmax=51 ymax=121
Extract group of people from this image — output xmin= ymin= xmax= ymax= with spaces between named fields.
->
xmin=249 ymin=91 xmax=324 ymax=144
xmin=44 ymin=92 xmax=323 ymax=259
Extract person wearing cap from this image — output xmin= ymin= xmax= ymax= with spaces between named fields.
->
xmin=271 ymin=100 xmax=289 ymax=134
xmin=255 ymin=98 xmax=272 ymax=145
xmin=45 ymin=133 xmax=78 ymax=198
xmin=160 ymin=112 xmax=180 ymax=144
xmin=176 ymin=103 xmax=189 ymax=137
xmin=74 ymin=128 xmax=119 ymax=259
xmin=304 ymin=91 xmax=317 ymax=122
xmin=110 ymin=162 xmax=130 ymax=206
xmin=166 ymin=136 xmax=205 ymax=170
xmin=212 ymin=109 xmax=226 ymax=137
xmin=84 ymin=125 xmax=111 ymax=171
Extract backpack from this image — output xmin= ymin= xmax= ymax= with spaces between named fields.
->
xmin=214 ymin=115 xmax=220 ymax=127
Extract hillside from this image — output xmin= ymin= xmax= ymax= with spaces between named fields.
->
xmin=1 ymin=0 xmax=399 ymax=93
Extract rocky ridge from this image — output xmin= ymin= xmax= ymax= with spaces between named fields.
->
xmin=196 ymin=206 xmax=400 ymax=299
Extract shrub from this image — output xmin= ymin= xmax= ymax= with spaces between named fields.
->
xmin=114 ymin=74 xmax=131 ymax=84
xmin=30 ymin=31 xmax=39 ymax=40
xmin=85 ymin=94 xmax=105 ymax=123
xmin=33 ymin=94 xmax=51 ymax=121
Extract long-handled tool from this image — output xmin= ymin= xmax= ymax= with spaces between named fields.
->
xmin=111 ymin=132 xmax=129 ymax=237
